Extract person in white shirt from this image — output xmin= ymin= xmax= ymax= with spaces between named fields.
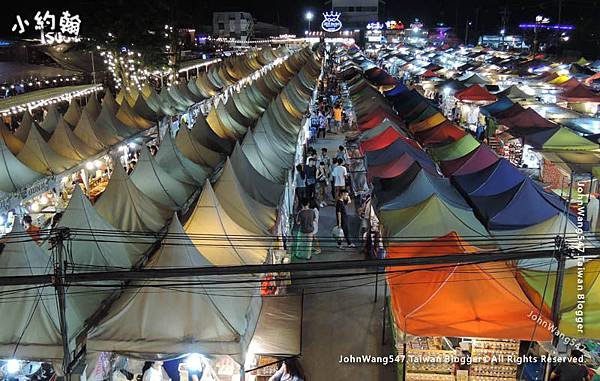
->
xmin=332 ymin=158 xmax=348 ymax=197
xmin=142 ymin=362 xmax=170 ymax=381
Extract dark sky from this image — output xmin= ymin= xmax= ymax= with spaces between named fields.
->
xmin=1 ymin=0 xmax=599 ymax=56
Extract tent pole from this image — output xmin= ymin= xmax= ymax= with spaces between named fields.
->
xmin=53 ymin=227 xmax=72 ymax=380
xmin=239 ymin=365 xmax=245 ymax=381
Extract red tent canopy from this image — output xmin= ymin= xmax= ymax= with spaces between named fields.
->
xmin=559 ymin=84 xmax=600 ymax=103
xmin=414 ymin=120 xmax=467 ymax=146
xmin=454 ymin=84 xmax=497 ymax=102
xmin=360 ymin=127 xmax=403 ymax=153
xmin=367 ymin=153 xmax=435 ymax=181
xmin=387 ymin=233 xmax=553 ymax=340
xmin=358 ymin=109 xmax=404 ymax=131
xmin=498 ymin=108 xmax=557 ymax=130
xmin=421 ymin=69 xmax=438 ymax=78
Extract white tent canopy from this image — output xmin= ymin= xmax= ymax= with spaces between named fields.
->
xmin=184 ymin=181 xmax=268 ymax=265
xmin=87 ymin=215 xmax=261 ymax=359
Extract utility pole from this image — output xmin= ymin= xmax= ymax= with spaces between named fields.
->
xmin=500 ymin=6 xmax=510 ymax=50
xmin=52 ymin=227 xmax=72 ymax=381
xmin=556 ymin=0 xmax=563 ymax=53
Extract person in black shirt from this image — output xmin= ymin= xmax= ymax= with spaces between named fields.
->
xmin=305 ymin=158 xmax=317 ymax=203
xmin=335 ymin=190 xmax=355 ymax=249
xmin=551 ymin=350 xmax=590 ymax=381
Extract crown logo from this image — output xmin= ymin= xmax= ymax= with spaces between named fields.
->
xmin=321 ymin=11 xmax=342 ymax=32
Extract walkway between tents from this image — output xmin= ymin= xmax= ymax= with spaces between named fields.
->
xmin=293 ymin=131 xmax=395 ymax=381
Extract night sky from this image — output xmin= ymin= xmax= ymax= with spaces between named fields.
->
xmin=1 ymin=0 xmax=599 ymax=57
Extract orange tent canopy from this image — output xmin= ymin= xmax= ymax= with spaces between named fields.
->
xmin=387 ymin=233 xmax=552 ymax=340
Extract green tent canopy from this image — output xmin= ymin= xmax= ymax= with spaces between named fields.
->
xmin=430 ymin=134 xmax=480 ymax=161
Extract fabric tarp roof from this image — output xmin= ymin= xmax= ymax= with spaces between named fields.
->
xmin=359 ymin=127 xmax=403 ymax=153
xmin=454 ymin=85 xmax=497 ymax=102
xmin=367 ymin=153 xmax=436 ymax=181
xmin=379 ymin=194 xmax=489 ymax=240
xmin=429 ymin=134 xmax=480 ymax=161
xmin=17 ymin=125 xmax=78 ymax=174
xmin=0 ymin=132 xmax=43 ymax=192
xmin=48 ymin=118 xmax=98 ymax=161
xmin=130 ymin=146 xmax=194 ymax=209
xmin=495 ymin=85 xmax=532 ymax=100
xmin=94 ymin=160 xmax=171 ymax=232
xmin=365 ymin=137 xmax=429 ymax=167
xmin=524 ymin=126 xmax=599 ymax=151
xmin=190 ymin=115 xmax=233 ymax=154
xmin=559 ymin=84 xmax=600 ymax=103
xmin=88 ymin=215 xmax=261 ymax=360
xmin=498 ymin=108 xmax=558 ymax=131
xmin=387 ymin=233 xmax=552 ymax=340
xmin=40 ymin=104 xmax=61 ymax=134
xmin=414 ymin=120 xmax=467 ymax=146
xmin=481 ymin=97 xmax=515 ymax=116
xmin=375 ymin=167 xmax=469 ymax=210
xmin=440 ymin=144 xmax=499 ymax=177
xmin=183 ymin=181 xmax=268 ymax=265
xmin=409 ymin=113 xmax=446 ymax=133
xmin=0 ymin=224 xmax=63 ymax=360
xmin=73 ymin=109 xmax=107 ymax=152
xmin=63 ymin=99 xmax=81 ymax=127
xmin=155 ymin=130 xmax=210 ymax=186
xmin=213 ymin=159 xmax=277 ymax=235
xmin=175 ymin=122 xmax=224 ymax=169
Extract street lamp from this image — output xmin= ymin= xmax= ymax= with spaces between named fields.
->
xmin=500 ymin=28 xmax=506 ymax=50
xmin=464 ymin=20 xmax=472 ymax=45
xmin=305 ymin=11 xmax=314 ymax=32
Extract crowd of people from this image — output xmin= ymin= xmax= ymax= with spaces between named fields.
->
xmin=292 ymin=54 xmax=359 ymax=260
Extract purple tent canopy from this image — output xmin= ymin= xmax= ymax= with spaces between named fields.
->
xmin=440 ymin=145 xmax=499 ymax=176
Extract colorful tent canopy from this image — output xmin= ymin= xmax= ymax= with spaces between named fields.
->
xmin=375 ymin=166 xmax=469 ymax=210
xmin=414 ymin=120 xmax=467 ymax=146
xmin=481 ymin=97 xmax=515 ymax=116
xmin=440 ymin=144 xmax=499 ymax=177
xmin=429 ymin=134 xmax=480 ymax=161
xmin=367 ymin=152 xmax=436 ymax=181
xmin=454 ymin=85 xmax=497 ymax=102
xmin=387 ymin=233 xmax=552 ymax=340
xmin=366 ymin=136 xmax=430 ymax=167
xmin=359 ymin=126 xmax=403 ymax=153
xmin=495 ymin=85 xmax=532 ymax=100
xmin=559 ymin=84 xmax=600 ymax=103
xmin=498 ymin=108 xmax=558 ymax=131
xmin=379 ymin=194 xmax=489 ymax=240
xmin=409 ymin=112 xmax=446 ymax=133
xmin=524 ymin=126 xmax=600 ymax=151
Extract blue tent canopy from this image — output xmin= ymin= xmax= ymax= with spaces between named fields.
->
xmin=452 ymin=158 xmax=525 ymax=197
xmin=365 ymin=138 xmax=431 ymax=167
xmin=470 ymin=179 xmax=565 ymax=230
xmin=481 ymin=97 xmax=515 ymax=116
xmin=384 ymin=83 xmax=409 ymax=96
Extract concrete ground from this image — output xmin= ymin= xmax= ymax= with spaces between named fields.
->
xmin=292 ymin=131 xmax=397 ymax=381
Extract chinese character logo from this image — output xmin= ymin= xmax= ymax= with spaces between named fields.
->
xmin=12 ymin=10 xmax=81 ymax=44
xmin=321 ymin=12 xmax=342 ymax=33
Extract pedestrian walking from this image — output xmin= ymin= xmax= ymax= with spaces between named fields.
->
xmin=294 ymin=199 xmax=316 ymax=260
xmin=294 ymin=164 xmax=306 ymax=211
xmin=316 ymin=161 xmax=329 ymax=207
xmin=335 ymin=190 xmax=355 ymax=249
xmin=332 ymin=158 xmax=348 ymax=198
xmin=304 ymin=158 xmax=317 ymax=203
xmin=310 ymin=199 xmax=321 ymax=255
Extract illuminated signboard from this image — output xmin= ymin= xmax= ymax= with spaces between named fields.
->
xmin=322 ymin=12 xmax=342 ymax=32
xmin=367 ymin=20 xmax=404 ymax=31
xmin=12 ymin=10 xmax=81 ymax=44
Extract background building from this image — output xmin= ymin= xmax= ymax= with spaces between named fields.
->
xmin=213 ymin=12 xmax=254 ymax=41
xmin=330 ymin=0 xmax=379 ymax=28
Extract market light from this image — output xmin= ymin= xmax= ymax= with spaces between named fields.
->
xmin=6 ymin=360 xmax=20 ymax=374
xmin=85 ymin=161 xmax=95 ymax=170
xmin=39 ymin=195 xmax=48 ymax=205
xmin=305 ymin=11 xmax=313 ymax=21
xmin=30 ymin=202 xmax=40 ymax=212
